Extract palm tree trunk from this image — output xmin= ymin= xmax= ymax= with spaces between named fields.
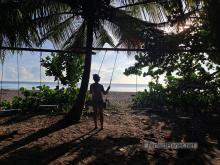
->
xmin=65 ymin=19 xmax=94 ymax=123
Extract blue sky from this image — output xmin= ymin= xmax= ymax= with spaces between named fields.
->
xmin=1 ymin=42 xmax=151 ymax=84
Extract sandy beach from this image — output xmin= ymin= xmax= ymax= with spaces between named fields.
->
xmin=0 ymin=90 xmax=220 ymax=164
xmin=0 ymin=90 xmax=22 ymax=101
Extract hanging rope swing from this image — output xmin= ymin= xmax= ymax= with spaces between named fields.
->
xmin=89 ymin=51 xmax=119 ymax=109
xmin=0 ymin=55 xmax=4 ymax=107
xmin=17 ymin=53 xmax=20 ymax=97
xmin=0 ymin=53 xmax=20 ymax=100
xmin=109 ymin=51 xmax=118 ymax=87
xmin=98 ymin=51 xmax=118 ymax=87
xmin=98 ymin=51 xmax=107 ymax=75
xmin=40 ymin=51 xmax=42 ymax=87
xmin=86 ymin=51 xmax=118 ymax=109
xmin=104 ymin=52 xmax=118 ymax=108
xmin=0 ymin=53 xmax=21 ymax=113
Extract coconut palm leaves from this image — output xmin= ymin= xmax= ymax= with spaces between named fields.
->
xmin=117 ymin=0 xmax=204 ymax=29
xmin=0 ymin=0 xmax=40 ymax=48
xmin=31 ymin=0 xmax=165 ymax=51
xmin=0 ymin=0 xmax=207 ymax=51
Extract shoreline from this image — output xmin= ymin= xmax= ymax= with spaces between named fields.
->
xmin=0 ymin=82 xmax=147 ymax=93
xmin=0 ymin=89 xmax=136 ymax=108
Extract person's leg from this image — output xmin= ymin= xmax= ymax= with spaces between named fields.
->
xmin=93 ymin=107 xmax=98 ymax=129
xmin=99 ymin=107 xmax=104 ymax=129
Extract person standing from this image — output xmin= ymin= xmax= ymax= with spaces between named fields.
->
xmin=90 ymin=74 xmax=110 ymax=129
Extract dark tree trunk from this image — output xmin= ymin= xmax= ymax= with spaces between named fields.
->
xmin=64 ymin=19 xmax=94 ymax=123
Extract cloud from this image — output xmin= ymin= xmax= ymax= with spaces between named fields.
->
xmin=3 ymin=65 xmax=17 ymax=81
xmin=2 ymin=45 xmax=154 ymax=85
xmin=19 ymin=66 xmax=35 ymax=81
xmin=2 ymin=65 xmax=36 ymax=81
xmin=90 ymin=50 xmax=138 ymax=83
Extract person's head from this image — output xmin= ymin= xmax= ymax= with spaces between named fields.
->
xmin=93 ymin=74 xmax=100 ymax=83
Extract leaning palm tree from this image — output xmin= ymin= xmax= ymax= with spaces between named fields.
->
xmin=27 ymin=0 xmax=169 ymax=122
xmin=1 ymin=0 xmax=197 ymax=122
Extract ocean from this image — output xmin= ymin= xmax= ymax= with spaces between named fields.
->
xmin=0 ymin=81 xmax=147 ymax=92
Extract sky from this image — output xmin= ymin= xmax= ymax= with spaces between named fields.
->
xmin=1 ymin=42 xmax=151 ymax=85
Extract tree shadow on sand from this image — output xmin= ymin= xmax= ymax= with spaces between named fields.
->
xmin=132 ymin=110 xmax=220 ymax=165
xmin=0 ymin=111 xmax=51 ymax=126
xmin=0 ymin=110 xmax=196 ymax=164
xmin=0 ymin=128 xmax=100 ymax=164
xmin=0 ymin=130 xmax=18 ymax=142
xmin=0 ymin=130 xmax=148 ymax=165
xmin=0 ymin=114 xmax=79 ymax=155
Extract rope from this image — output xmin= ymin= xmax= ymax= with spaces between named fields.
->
xmin=40 ymin=51 xmax=42 ymax=86
xmin=17 ymin=54 xmax=20 ymax=96
xmin=95 ymin=51 xmax=118 ymax=104
xmin=109 ymin=52 xmax=118 ymax=86
xmin=105 ymin=52 xmax=118 ymax=101
xmin=98 ymin=51 xmax=107 ymax=75
xmin=0 ymin=61 xmax=3 ymax=102
xmin=136 ymin=74 xmax=138 ymax=94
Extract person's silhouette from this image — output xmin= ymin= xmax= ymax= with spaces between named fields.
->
xmin=90 ymin=74 xmax=110 ymax=129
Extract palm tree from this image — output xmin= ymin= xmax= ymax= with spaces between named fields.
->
xmin=26 ymin=0 xmax=168 ymax=122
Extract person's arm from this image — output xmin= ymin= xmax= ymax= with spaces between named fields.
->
xmin=102 ymin=85 xmax=110 ymax=95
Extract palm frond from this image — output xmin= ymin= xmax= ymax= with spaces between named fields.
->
xmin=117 ymin=1 xmax=168 ymax=24
xmin=0 ymin=0 xmax=40 ymax=48
xmin=62 ymin=20 xmax=86 ymax=49
xmin=106 ymin=7 xmax=161 ymax=49
xmin=93 ymin=23 xmax=115 ymax=48
xmin=40 ymin=16 xmax=78 ymax=48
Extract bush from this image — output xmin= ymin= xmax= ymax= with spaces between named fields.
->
xmin=0 ymin=100 xmax=11 ymax=109
xmin=132 ymin=82 xmax=166 ymax=109
xmin=132 ymin=77 xmax=220 ymax=115
xmin=0 ymin=85 xmax=80 ymax=112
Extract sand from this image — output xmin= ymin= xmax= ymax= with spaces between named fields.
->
xmin=0 ymin=89 xmax=21 ymax=101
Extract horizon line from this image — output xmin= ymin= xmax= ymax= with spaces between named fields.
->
xmin=1 ymin=80 xmax=147 ymax=85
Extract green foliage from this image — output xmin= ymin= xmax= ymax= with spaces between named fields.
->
xmin=127 ymin=26 xmax=220 ymax=114
xmin=132 ymin=82 xmax=166 ymax=109
xmin=0 ymin=100 xmax=11 ymax=109
xmin=11 ymin=96 xmax=23 ymax=109
xmin=0 ymin=86 xmax=80 ymax=112
xmin=132 ymin=74 xmax=220 ymax=114
xmin=124 ymin=4 xmax=220 ymax=114
xmin=41 ymin=53 xmax=83 ymax=87
xmin=165 ymin=75 xmax=220 ymax=114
